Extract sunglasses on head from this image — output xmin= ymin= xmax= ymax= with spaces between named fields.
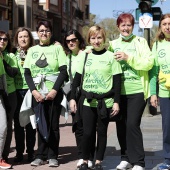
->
xmin=0 ymin=37 xmax=8 ymax=42
xmin=66 ymin=38 xmax=77 ymax=44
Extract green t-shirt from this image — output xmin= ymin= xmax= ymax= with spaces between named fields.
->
xmin=66 ymin=53 xmax=83 ymax=80
xmin=76 ymin=50 xmax=122 ymax=108
xmin=108 ymin=36 xmax=153 ymax=99
xmin=150 ymin=39 xmax=170 ymax=97
xmin=14 ymin=51 xmax=29 ymax=89
xmin=3 ymin=51 xmax=16 ymax=93
xmin=24 ymin=44 xmax=67 ymax=91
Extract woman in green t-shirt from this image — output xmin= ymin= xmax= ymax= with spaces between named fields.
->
xmin=108 ymin=13 xmax=154 ymax=170
xmin=0 ymin=30 xmax=18 ymax=164
xmin=0 ymin=30 xmax=17 ymax=169
xmin=63 ymin=29 xmax=95 ymax=169
xmin=70 ymin=25 xmax=122 ymax=170
xmin=12 ymin=27 xmax=36 ymax=163
xmin=24 ymin=21 xmax=67 ymax=167
xmin=150 ymin=13 xmax=170 ymax=170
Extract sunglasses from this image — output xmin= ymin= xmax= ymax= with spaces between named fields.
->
xmin=0 ymin=37 xmax=8 ymax=42
xmin=66 ymin=38 xmax=77 ymax=44
xmin=38 ymin=29 xmax=51 ymax=34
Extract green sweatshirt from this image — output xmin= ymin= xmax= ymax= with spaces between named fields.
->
xmin=108 ymin=35 xmax=154 ymax=100
xmin=149 ymin=39 xmax=170 ymax=97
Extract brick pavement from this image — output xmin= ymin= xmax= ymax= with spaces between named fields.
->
xmin=8 ymin=113 xmax=163 ymax=170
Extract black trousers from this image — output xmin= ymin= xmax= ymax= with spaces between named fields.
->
xmin=14 ymin=89 xmax=36 ymax=156
xmin=81 ymin=105 xmax=109 ymax=161
xmin=116 ymin=93 xmax=146 ymax=167
xmin=33 ymin=90 xmax=63 ymax=160
xmin=72 ymin=113 xmax=96 ymax=160
xmin=2 ymin=91 xmax=17 ymax=158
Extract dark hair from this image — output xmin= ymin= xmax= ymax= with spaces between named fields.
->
xmin=63 ymin=29 xmax=86 ymax=54
xmin=156 ymin=13 xmax=170 ymax=41
xmin=117 ymin=13 xmax=135 ymax=27
xmin=0 ymin=30 xmax=12 ymax=52
xmin=36 ymin=20 xmax=52 ymax=32
xmin=13 ymin=27 xmax=34 ymax=48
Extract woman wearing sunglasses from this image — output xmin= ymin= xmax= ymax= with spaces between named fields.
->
xmin=12 ymin=27 xmax=36 ymax=163
xmin=0 ymin=30 xmax=18 ymax=169
xmin=63 ymin=29 xmax=95 ymax=169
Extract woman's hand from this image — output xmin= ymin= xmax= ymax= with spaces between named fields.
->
xmin=150 ymin=95 xmax=158 ymax=108
xmin=32 ymin=90 xmax=45 ymax=102
xmin=45 ymin=89 xmax=57 ymax=100
xmin=69 ymin=99 xmax=77 ymax=113
xmin=110 ymin=103 xmax=120 ymax=116
xmin=114 ymin=52 xmax=128 ymax=61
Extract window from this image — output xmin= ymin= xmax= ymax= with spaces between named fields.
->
xmin=18 ymin=5 xmax=24 ymax=27
xmin=27 ymin=6 xmax=31 ymax=28
xmin=85 ymin=5 xmax=89 ymax=19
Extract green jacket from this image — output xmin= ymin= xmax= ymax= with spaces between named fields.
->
xmin=108 ymin=35 xmax=154 ymax=100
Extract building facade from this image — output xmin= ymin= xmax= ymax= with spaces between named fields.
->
xmin=0 ymin=0 xmax=90 ymax=42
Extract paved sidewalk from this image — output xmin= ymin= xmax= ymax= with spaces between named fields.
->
xmin=8 ymin=113 xmax=163 ymax=170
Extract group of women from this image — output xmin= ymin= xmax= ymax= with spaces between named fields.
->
xmin=0 ymin=12 xmax=169 ymax=170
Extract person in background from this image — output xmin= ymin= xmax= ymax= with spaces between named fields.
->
xmin=0 ymin=30 xmax=18 ymax=164
xmin=63 ymin=29 xmax=95 ymax=169
xmin=150 ymin=13 xmax=170 ymax=170
xmin=13 ymin=27 xmax=36 ymax=163
xmin=24 ymin=20 xmax=67 ymax=167
xmin=108 ymin=13 xmax=153 ymax=170
xmin=0 ymin=30 xmax=16 ymax=169
xmin=70 ymin=25 xmax=122 ymax=170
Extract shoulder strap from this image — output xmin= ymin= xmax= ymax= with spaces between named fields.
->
xmin=68 ymin=54 xmax=73 ymax=83
xmin=80 ymin=52 xmax=88 ymax=89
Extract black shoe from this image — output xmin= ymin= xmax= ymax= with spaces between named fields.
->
xmin=14 ymin=154 xmax=23 ymax=163
xmin=94 ymin=163 xmax=103 ymax=170
xmin=79 ymin=163 xmax=88 ymax=170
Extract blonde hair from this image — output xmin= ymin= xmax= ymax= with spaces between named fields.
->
xmin=86 ymin=25 xmax=106 ymax=44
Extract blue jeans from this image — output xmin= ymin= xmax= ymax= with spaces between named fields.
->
xmin=159 ymin=97 xmax=170 ymax=164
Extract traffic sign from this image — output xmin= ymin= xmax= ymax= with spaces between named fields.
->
xmin=136 ymin=0 xmax=159 ymax=6
xmin=139 ymin=13 xmax=153 ymax=28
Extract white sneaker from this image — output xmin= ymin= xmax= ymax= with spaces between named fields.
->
xmin=116 ymin=161 xmax=133 ymax=170
xmin=88 ymin=160 xmax=93 ymax=169
xmin=132 ymin=165 xmax=145 ymax=170
xmin=77 ymin=159 xmax=83 ymax=168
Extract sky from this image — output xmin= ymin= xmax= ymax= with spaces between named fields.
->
xmin=90 ymin=0 xmax=170 ymax=35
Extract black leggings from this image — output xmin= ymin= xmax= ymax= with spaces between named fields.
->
xmin=81 ymin=106 xmax=109 ymax=161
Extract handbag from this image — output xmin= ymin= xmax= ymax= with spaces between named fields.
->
xmin=62 ymin=54 xmax=72 ymax=97
xmin=62 ymin=53 xmax=88 ymax=101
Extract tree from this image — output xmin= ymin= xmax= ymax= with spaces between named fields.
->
xmin=98 ymin=18 xmax=119 ymax=47
xmin=82 ymin=14 xmax=119 ymax=47
xmin=82 ymin=13 xmax=98 ymax=40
